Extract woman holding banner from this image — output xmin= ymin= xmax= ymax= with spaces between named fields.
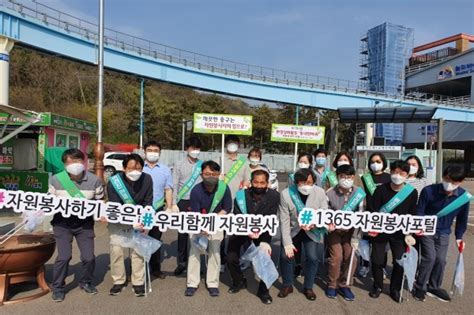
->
xmin=278 ymin=168 xmax=328 ymax=301
xmin=107 ymin=154 xmax=154 ymax=298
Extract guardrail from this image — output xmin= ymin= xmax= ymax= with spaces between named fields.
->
xmin=1 ymin=0 xmax=473 ymax=109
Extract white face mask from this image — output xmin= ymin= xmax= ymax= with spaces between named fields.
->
xmin=188 ymin=150 xmax=200 ymax=159
xmin=65 ymin=163 xmax=84 ymax=176
xmin=337 ymin=160 xmax=350 ymax=167
xmin=391 ymin=174 xmax=406 ymax=185
xmin=249 ymin=158 xmax=260 ymax=166
xmin=409 ymin=166 xmax=418 ymax=175
xmin=442 ymin=181 xmax=459 ymax=192
xmin=146 ymin=152 xmax=160 ymax=163
xmin=226 ymin=143 xmax=239 ymax=153
xmin=297 ymin=185 xmax=313 ymax=196
xmin=298 ymin=162 xmax=310 ymax=169
xmin=126 ymin=170 xmax=142 ymax=182
xmin=338 ymin=178 xmax=354 ymax=189
xmin=370 ymin=162 xmax=383 ymax=173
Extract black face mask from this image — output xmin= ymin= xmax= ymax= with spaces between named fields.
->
xmin=252 ymin=187 xmax=267 ymax=195
xmin=203 ymin=176 xmax=219 ymax=186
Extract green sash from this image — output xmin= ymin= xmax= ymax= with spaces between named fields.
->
xmin=224 ymin=156 xmax=247 ymax=185
xmin=437 ymin=191 xmax=473 ymax=218
xmin=153 ymin=198 xmax=164 ymax=210
xmin=109 ymin=174 xmax=135 ymax=205
xmin=288 ymin=185 xmax=326 ymax=240
xmin=323 ymin=170 xmax=338 ymax=187
xmin=235 ymin=189 xmax=247 ymax=214
xmin=341 ymin=187 xmax=366 ymax=212
xmin=380 ymin=184 xmax=415 ymax=213
xmin=362 ymin=173 xmax=377 ymax=196
xmin=288 ymin=173 xmax=295 ymax=185
xmin=56 ymin=171 xmax=85 ymax=198
xmin=177 ymin=160 xmax=203 ymax=203
xmin=209 ymin=180 xmax=227 ymax=213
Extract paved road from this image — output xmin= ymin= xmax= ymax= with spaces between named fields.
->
xmin=3 ymin=221 xmax=473 ymax=315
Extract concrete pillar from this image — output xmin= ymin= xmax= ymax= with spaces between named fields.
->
xmin=365 ymin=123 xmax=374 ymax=146
xmin=0 ymin=37 xmax=14 ymax=106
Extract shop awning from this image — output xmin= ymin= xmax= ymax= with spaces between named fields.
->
xmin=0 ymin=104 xmax=42 ymax=145
xmin=338 ymin=106 xmax=436 ymax=123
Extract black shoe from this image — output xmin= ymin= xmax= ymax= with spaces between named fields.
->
xmin=369 ymin=287 xmax=382 ymax=298
xmin=133 ymin=285 xmax=145 ymax=297
xmin=80 ymin=283 xmax=98 ymax=295
xmin=390 ymin=290 xmax=401 ymax=303
xmin=257 ymin=292 xmax=273 ymax=305
xmin=427 ymin=289 xmax=451 ymax=302
xmin=174 ymin=265 xmax=186 ymax=276
xmin=228 ymin=279 xmax=247 ymax=294
xmin=153 ymin=271 xmax=166 ymax=279
xmin=109 ymin=283 xmax=127 ymax=296
xmin=52 ymin=291 xmax=65 ymax=302
xmin=412 ymin=288 xmax=426 ymax=302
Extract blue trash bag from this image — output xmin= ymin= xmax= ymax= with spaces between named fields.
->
xmin=132 ymin=231 xmax=162 ymax=262
xmin=453 ymin=252 xmax=464 ymax=296
xmin=110 ymin=229 xmax=135 ymax=248
xmin=396 ymin=245 xmax=418 ymax=291
xmin=191 ymin=234 xmax=209 ymax=253
xmin=241 ymin=243 xmax=279 ymax=289
xmin=356 ymin=239 xmax=370 ymax=262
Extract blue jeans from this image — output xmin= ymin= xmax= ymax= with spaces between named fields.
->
xmin=280 ymin=230 xmax=324 ymax=290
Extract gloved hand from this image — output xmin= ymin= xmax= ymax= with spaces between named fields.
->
xmin=259 ymin=242 xmax=272 ymax=256
xmin=284 ymin=244 xmax=297 ymax=259
xmin=171 ymin=204 xmax=180 ymax=212
xmin=404 ymin=235 xmax=416 ymax=246
xmin=133 ymin=222 xmax=144 ymax=232
xmin=456 ymin=239 xmax=465 ymax=253
xmin=350 ymin=237 xmax=359 ymax=250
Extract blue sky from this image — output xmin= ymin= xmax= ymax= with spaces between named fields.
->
xmin=39 ymin=0 xmax=473 ymax=82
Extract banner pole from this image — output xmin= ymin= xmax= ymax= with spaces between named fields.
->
xmin=294 ymin=142 xmax=298 ymax=172
xmin=221 ymin=133 xmax=225 ymax=175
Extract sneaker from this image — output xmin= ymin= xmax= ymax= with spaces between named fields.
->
xmin=427 ymin=289 xmax=451 ymax=302
xmin=338 ymin=287 xmax=355 ymax=301
xmin=358 ymin=266 xmax=369 ymax=278
xmin=133 ymin=285 xmax=145 ymax=297
xmin=109 ymin=283 xmax=126 ymax=296
xmin=174 ymin=264 xmax=186 ymax=276
xmin=228 ymin=279 xmax=247 ymax=294
xmin=80 ymin=283 xmax=98 ymax=295
xmin=412 ymin=288 xmax=426 ymax=302
xmin=325 ymin=288 xmax=337 ymax=299
xmin=185 ymin=287 xmax=197 ymax=297
xmin=51 ymin=291 xmax=65 ymax=302
xmin=208 ymin=287 xmax=220 ymax=297
xmin=369 ymin=287 xmax=382 ymax=298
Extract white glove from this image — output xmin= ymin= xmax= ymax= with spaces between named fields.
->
xmin=405 ymin=235 xmax=416 ymax=246
xmin=284 ymin=244 xmax=296 ymax=259
xmin=259 ymin=242 xmax=272 ymax=256
xmin=171 ymin=204 xmax=180 ymax=212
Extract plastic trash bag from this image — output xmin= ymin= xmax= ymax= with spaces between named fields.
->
xmin=396 ymin=245 xmax=418 ymax=291
xmin=241 ymin=243 xmax=278 ymax=289
xmin=453 ymin=252 xmax=464 ymax=296
xmin=192 ymin=234 xmax=209 ymax=253
xmin=23 ymin=211 xmax=44 ymax=233
xmin=132 ymin=231 xmax=162 ymax=262
xmin=356 ymin=239 xmax=370 ymax=262
xmin=110 ymin=229 xmax=135 ymax=248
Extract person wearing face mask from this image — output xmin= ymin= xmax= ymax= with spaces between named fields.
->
xmin=412 ymin=166 xmax=470 ymax=303
xmin=185 ymin=161 xmax=232 ymax=297
xmin=325 ymin=165 xmax=366 ymax=301
xmin=313 ymin=148 xmax=329 ymax=188
xmin=325 ymin=151 xmax=355 ymax=191
xmin=278 ymin=168 xmax=328 ymax=301
xmin=142 ymin=140 xmax=173 ymax=280
xmin=107 ymin=154 xmax=154 ymax=297
xmin=49 ymin=149 xmax=104 ymax=302
xmin=368 ymin=160 xmax=418 ymax=303
xmin=405 ymin=155 xmax=429 ymax=196
xmin=227 ymin=168 xmax=280 ymax=304
xmin=248 ymin=147 xmax=263 ymax=170
xmin=171 ymin=136 xmax=203 ymax=276
xmin=359 ymin=152 xmax=391 ymax=278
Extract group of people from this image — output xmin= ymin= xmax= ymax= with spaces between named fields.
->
xmin=47 ymin=135 xmax=470 ymax=306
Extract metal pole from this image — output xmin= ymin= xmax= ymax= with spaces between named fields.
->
xmin=316 ymin=110 xmax=320 ymax=149
xmin=93 ymin=0 xmax=105 ymax=180
xmin=436 ymin=118 xmax=444 ymax=183
xmin=221 ymin=134 xmax=225 ymax=175
xmin=139 ymin=79 xmax=144 ymax=149
xmin=424 ymin=124 xmax=428 ymax=151
xmin=181 ymin=119 xmax=185 ymax=151
xmin=293 ymin=106 xmax=300 ymax=171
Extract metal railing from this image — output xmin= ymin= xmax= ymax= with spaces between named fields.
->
xmin=1 ymin=0 xmax=473 ymax=109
